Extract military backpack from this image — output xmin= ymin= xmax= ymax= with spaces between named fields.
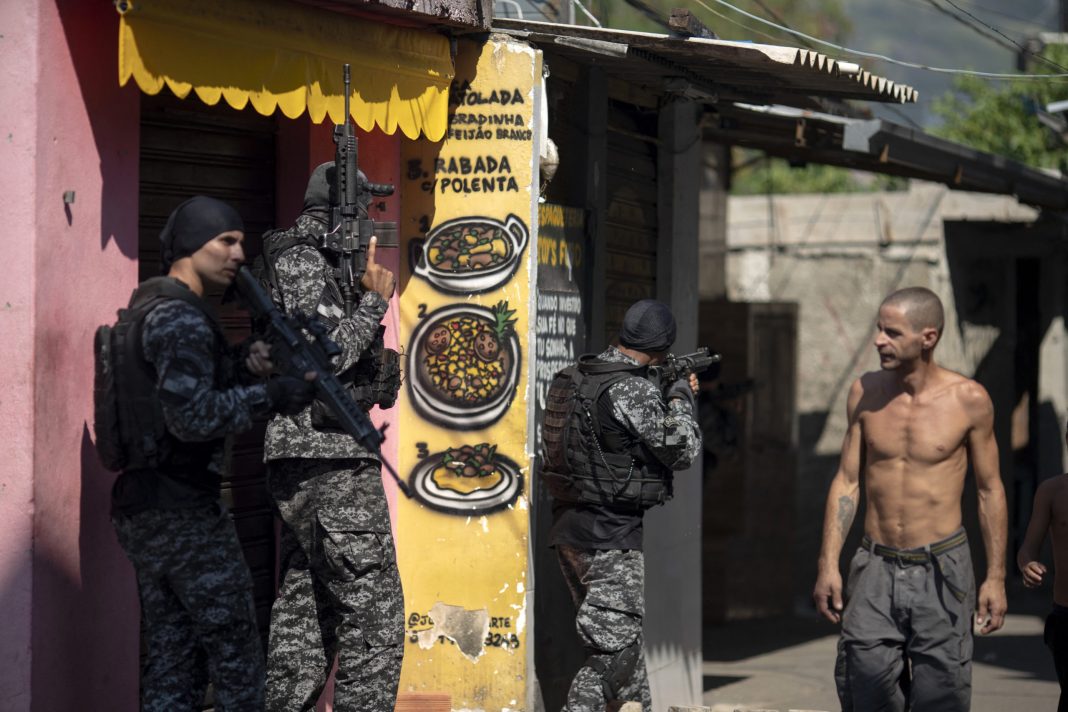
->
xmin=540 ymin=355 xmax=673 ymax=510
xmin=93 ymin=278 xmax=221 ymax=473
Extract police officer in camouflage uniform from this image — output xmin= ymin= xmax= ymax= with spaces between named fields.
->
xmin=541 ymin=299 xmax=702 ymax=712
xmin=110 ymin=196 xmax=317 ymax=712
xmin=262 ymin=163 xmax=405 ymax=712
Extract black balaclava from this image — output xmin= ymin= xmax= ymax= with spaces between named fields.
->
xmin=302 ymin=161 xmax=375 ymax=224
xmin=302 ymin=162 xmax=338 ymax=223
xmin=159 ymin=196 xmax=244 ymax=273
xmin=618 ymin=299 xmax=677 ymax=353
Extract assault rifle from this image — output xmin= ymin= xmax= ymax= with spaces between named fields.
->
xmin=648 ymin=347 xmax=723 ymax=390
xmin=235 ymin=267 xmax=411 ymax=498
xmin=324 ymin=63 xmax=398 ymax=317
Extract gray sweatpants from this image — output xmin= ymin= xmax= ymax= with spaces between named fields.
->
xmin=835 ymin=529 xmax=975 ymax=712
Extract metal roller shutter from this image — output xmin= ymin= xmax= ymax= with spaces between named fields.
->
xmin=604 ymin=100 xmax=658 ymax=344
xmin=138 ymin=92 xmax=277 ymax=644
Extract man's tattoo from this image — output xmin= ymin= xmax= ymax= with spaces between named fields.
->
xmin=836 ymin=496 xmax=856 ymax=534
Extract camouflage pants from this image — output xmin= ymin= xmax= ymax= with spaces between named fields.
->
xmin=557 ymin=545 xmax=652 ymax=712
xmin=112 ymin=504 xmax=265 ymax=712
xmin=265 ymin=458 xmax=404 ymax=712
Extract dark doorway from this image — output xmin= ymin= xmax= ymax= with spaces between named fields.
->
xmin=137 ymin=91 xmax=278 ymax=644
xmin=1013 ymin=257 xmax=1042 ymax=554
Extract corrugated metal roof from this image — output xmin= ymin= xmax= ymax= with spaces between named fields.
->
xmin=493 ymin=18 xmax=918 ymax=106
xmin=706 ymin=103 xmax=1068 ymax=210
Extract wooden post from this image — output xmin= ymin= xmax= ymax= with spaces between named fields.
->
xmin=578 ymin=65 xmax=608 ymax=347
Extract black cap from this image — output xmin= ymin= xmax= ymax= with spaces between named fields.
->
xmin=159 ymin=196 xmax=243 ymax=273
xmin=619 ymin=299 xmax=676 ymax=352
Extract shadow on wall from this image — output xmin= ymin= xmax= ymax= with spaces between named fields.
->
xmin=56 ymin=0 xmax=140 ymax=258
xmin=28 ymin=426 xmax=138 ymax=710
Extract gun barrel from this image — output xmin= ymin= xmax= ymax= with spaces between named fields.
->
xmin=235 ymin=266 xmax=382 ymax=451
xmin=235 ymin=268 xmax=278 ymax=317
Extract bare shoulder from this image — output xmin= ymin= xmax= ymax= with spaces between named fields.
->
xmin=845 ymin=374 xmax=870 ymax=415
xmin=945 ymin=372 xmax=993 ymax=421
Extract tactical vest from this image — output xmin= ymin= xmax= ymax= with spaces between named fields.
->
xmin=257 ymin=226 xmax=400 ymax=427
xmin=540 ymin=355 xmax=673 ymax=511
xmin=93 ymin=278 xmax=224 ymax=474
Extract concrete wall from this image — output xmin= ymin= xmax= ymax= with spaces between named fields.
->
xmin=721 ymin=182 xmax=1065 ymax=609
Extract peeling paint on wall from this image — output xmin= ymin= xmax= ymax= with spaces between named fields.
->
xmin=417 ymin=602 xmax=491 ymax=662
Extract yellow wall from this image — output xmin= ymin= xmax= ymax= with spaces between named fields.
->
xmin=396 ymin=36 xmax=541 ymax=711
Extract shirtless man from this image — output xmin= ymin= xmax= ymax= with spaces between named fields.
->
xmin=1017 ymin=420 xmax=1068 ymax=712
xmin=813 ymin=286 xmax=1008 ymax=711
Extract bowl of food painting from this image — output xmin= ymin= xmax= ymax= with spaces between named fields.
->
xmin=413 ymin=214 xmax=529 ymax=294
xmin=408 ymin=301 xmax=521 ymax=430
xmin=409 ymin=443 xmax=524 ymax=515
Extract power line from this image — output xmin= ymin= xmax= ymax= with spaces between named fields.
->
xmin=934 ymin=0 xmax=1068 ymax=74
xmin=748 ymin=0 xmax=818 ymax=51
xmin=698 ymin=3 xmax=927 ymax=130
xmin=689 ymin=0 xmax=1068 ymax=80
xmin=955 ymin=0 xmax=1055 ymax=30
xmin=694 ymin=3 xmax=788 ymax=43
xmin=919 ymin=0 xmax=1020 ymax=55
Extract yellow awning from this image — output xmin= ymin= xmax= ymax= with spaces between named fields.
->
xmin=117 ymin=0 xmax=454 ymax=140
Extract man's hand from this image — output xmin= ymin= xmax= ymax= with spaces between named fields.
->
xmin=666 ymin=374 xmax=699 ymax=404
xmin=266 ymin=372 xmax=318 ymax=415
xmin=245 ymin=340 xmax=274 ymax=377
xmin=360 ymin=236 xmax=396 ymax=301
xmin=1021 ymin=561 xmax=1047 ymax=588
xmin=975 ymin=579 xmax=1007 ymax=634
xmin=813 ymin=569 xmax=844 ymax=624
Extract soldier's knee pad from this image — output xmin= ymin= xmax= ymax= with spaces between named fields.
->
xmin=585 ymin=642 xmax=642 ymax=700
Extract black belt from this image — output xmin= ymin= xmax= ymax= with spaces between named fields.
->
xmin=861 ymin=529 xmax=967 ymax=564
xmin=862 ymin=529 xmax=969 ymax=602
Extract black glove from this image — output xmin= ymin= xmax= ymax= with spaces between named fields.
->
xmin=666 ymin=377 xmax=695 ymax=408
xmin=266 ymin=376 xmax=317 ymax=416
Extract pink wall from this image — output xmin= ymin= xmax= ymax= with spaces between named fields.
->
xmin=0 ymin=3 xmax=41 ymax=708
xmin=355 ymin=128 xmax=404 ymax=511
xmin=26 ymin=1 xmax=141 ymax=709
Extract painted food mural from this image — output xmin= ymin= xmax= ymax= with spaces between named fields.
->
xmin=414 ymin=214 xmax=529 ymax=294
xmin=410 ymin=443 xmax=523 ymax=514
xmin=408 ymin=301 xmax=520 ymax=429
